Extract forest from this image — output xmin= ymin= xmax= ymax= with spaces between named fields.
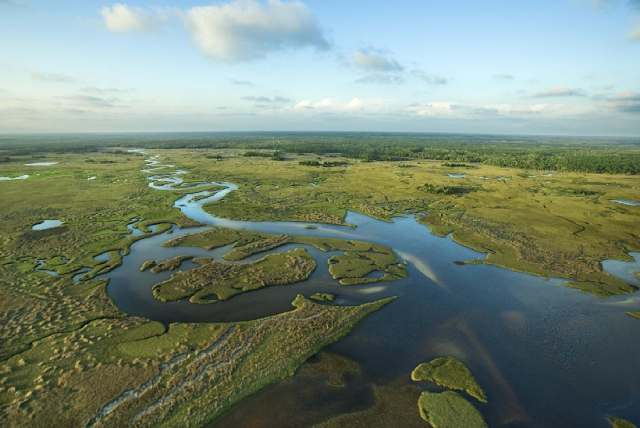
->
xmin=2 ymin=132 xmax=640 ymax=174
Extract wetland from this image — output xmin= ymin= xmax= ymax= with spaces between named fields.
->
xmin=2 ymin=134 xmax=640 ymax=428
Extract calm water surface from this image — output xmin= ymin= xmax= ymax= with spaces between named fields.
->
xmin=32 ymin=219 xmax=63 ymax=230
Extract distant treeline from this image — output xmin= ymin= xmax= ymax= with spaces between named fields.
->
xmin=1 ymin=132 xmax=640 ymax=174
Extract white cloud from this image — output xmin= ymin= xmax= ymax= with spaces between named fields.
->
xmin=344 ymin=98 xmax=363 ymax=110
xmin=182 ymin=0 xmax=329 ymax=62
xmin=293 ymin=100 xmax=313 ymax=110
xmin=532 ymin=86 xmax=586 ymax=97
xmin=352 ymin=51 xmax=403 ymax=72
xmin=407 ymin=102 xmax=560 ymax=118
xmin=100 ymin=3 xmax=155 ymax=33
xmin=288 ymin=98 xmax=386 ymax=113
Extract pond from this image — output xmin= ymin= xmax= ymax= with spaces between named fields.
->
xmin=0 ymin=174 xmax=29 ymax=181
xmin=24 ymin=162 xmax=59 ymax=166
xmin=32 ymin=219 xmax=63 ymax=230
xmin=610 ymin=199 xmax=640 ymax=207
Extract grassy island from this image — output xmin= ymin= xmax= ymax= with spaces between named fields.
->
xmin=152 ymin=249 xmax=316 ymax=304
xmin=417 ymin=391 xmax=488 ymax=428
xmin=610 ymin=417 xmax=639 ymax=428
xmin=411 ymin=357 xmax=487 ymax=403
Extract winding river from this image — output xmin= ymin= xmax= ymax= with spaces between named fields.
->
xmin=94 ymin=152 xmax=640 ymax=428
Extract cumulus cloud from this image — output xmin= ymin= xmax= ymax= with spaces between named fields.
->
xmin=352 ymin=51 xmax=403 ymax=72
xmin=241 ymin=95 xmax=290 ymax=102
xmin=100 ymin=3 xmax=156 ymax=33
xmin=532 ymin=86 xmax=586 ymax=97
xmin=228 ymin=78 xmax=254 ymax=86
xmin=31 ymin=72 xmax=76 ymax=83
xmin=182 ymin=0 xmax=329 ymax=62
xmin=287 ymin=98 xmax=386 ymax=113
xmin=354 ymin=73 xmax=404 ymax=85
xmin=410 ymin=70 xmax=448 ymax=85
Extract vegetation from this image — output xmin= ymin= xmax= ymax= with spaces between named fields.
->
xmin=152 ymin=249 xmax=317 ymax=304
xmin=626 ymin=311 xmax=640 ymax=320
xmin=163 ymin=227 xmax=406 ymax=285
xmin=442 ymin=162 xmax=471 ymax=168
xmin=314 ymin=384 xmax=426 ymax=428
xmin=411 ymin=357 xmax=487 ymax=403
xmin=310 ymin=293 xmax=335 ymax=302
xmin=140 ymin=260 xmax=156 ymax=272
xmin=296 ymin=352 xmax=359 ymax=387
xmin=168 ymin=150 xmax=638 ymax=296
xmin=420 ymin=183 xmax=470 ymax=195
xmin=609 ymin=418 xmax=639 ymax=428
xmin=148 ymin=255 xmax=193 ymax=273
xmin=4 ymin=133 xmax=640 ymax=175
xmin=162 ymin=228 xmax=241 ymax=250
xmin=0 ymin=295 xmax=395 ymax=427
xmin=2 ymin=137 xmax=640 ymax=427
xmin=417 ymin=391 xmax=488 ymax=428
xmin=328 ymin=251 xmax=407 ymax=285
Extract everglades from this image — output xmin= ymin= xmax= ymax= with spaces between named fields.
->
xmin=3 ymin=1 xmax=640 ymax=428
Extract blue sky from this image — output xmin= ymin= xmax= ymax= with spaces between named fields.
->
xmin=1 ymin=0 xmax=639 ymax=135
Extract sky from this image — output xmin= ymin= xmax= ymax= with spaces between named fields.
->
xmin=1 ymin=0 xmax=639 ymax=136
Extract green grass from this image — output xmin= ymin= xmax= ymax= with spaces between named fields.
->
xmin=310 ymin=293 xmax=335 ymax=302
xmin=152 ymin=249 xmax=317 ymax=303
xmin=161 ymin=150 xmax=640 ymax=298
xmin=626 ymin=311 xmax=640 ymax=320
xmin=418 ymin=391 xmax=488 ymax=428
xmin=161 ymin=227 xmax=406 ymax=286
xmin=328 ymin=251 xmax=403 ymax=285
xmin=2 ymin=147 xmax=640 ymax=427
xmin=148 ymin=255 xmax=192 ymax=273
xmin=162 ymin=228 xmax=241 ymax=250
xmin=609 ymin=417 xmax=639 ymax=428
xmin=140 ymin=260 xmax=156 ymax=272
xmin=0 ymin=295 xmax=395 ymax=428
xmin=411 ymin=357 xmax=487 ymax=403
